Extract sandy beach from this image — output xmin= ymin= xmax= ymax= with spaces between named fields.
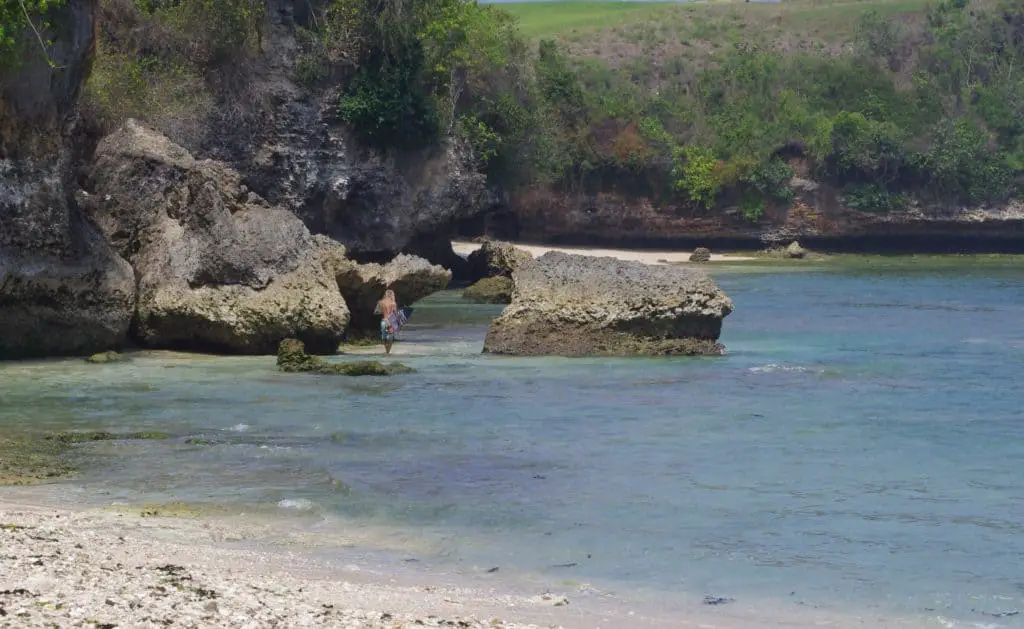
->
xmin=0 ymin=497 xmax=681 ymax=629
xmin=0 ymin=495 xmax=938 ymax=629
xmin=450 ymin=241 xmax=756 ymax=264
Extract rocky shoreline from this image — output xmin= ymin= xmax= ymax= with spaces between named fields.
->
xmin=0 ymin=503 xmax=574 ymax=629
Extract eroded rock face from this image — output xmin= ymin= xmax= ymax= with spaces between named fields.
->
xmin=483 ymin=252 xmax=733 ymax=357
xmin=331 ymin=254 xmax=451 ymax=335
xmin=194 ymin=4 xmax=495 ymax=259
xmin=466 ymin=239 xmax=533 ymax=281
xmin=0 ymin=0 xmax=137 ymax=358
xmin=82 ymin=120 xmax=349 ymax=354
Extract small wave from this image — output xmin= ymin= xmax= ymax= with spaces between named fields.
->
xmin=277 ymin=498 xmax=316 ymax=511
xmin=230 ymin=423 xmax=250 ymax=432
xmin=747 ymin=363 xmax=821 ymax=374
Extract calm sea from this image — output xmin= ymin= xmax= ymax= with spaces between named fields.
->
xmin=2 ymin=257 xmax=1022 ymax=628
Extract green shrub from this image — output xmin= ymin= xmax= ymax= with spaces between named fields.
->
xmin=842 ymin=183 xmax=907 ymax=213
xmin=0 ymin=0 xmax=67 ymax=69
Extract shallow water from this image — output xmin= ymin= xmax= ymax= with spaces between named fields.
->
xmin=2 ymin=257 xmax=1024 ymax=627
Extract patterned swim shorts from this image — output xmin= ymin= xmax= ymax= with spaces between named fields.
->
xmin=380 ymin=318 xmax=394 ymax=341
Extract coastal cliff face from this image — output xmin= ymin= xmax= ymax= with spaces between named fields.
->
xmin=500 ymin=176 xmax=1024 ymax=253
xmin=120 ymin=0 xmax=495 ymax=260
xmin=0 ymin=0 xmax=137 ymax=359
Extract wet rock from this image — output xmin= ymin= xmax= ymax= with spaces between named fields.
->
xmin=0 ymin=0 xmax=136 ymax=359
xmin=689 ymin=247 xmax=712 ymax=263
xmin=84 ymin=351 xmax=126 ymax=364
xmin=462 ymin=276 xmax=512 ymax=304
xmin=703 ymin=595 xmax=735 ymax=606
xmin=467 ymin=240 xmax=533 ymax=281
xmin=276 ymin=339 xmax=413 ymax=376
xmin=82 ymin=121 xmax=350 ymax=354
xmin=483 ymin=252 xmax=733 ymax=357
xmin=784 ymin=241 xmax=807 ymax=259
xmin=330 ymin=254 xmax=450 ymax=336
xmin=43 ymin=431 xmax=172 ymax=444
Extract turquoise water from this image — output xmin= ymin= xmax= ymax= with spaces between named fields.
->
xmin=2 ymin=259 xmax=1024 ymax=627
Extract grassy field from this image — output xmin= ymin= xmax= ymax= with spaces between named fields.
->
xmin=499 ymin=0 xmax=931 ymax=65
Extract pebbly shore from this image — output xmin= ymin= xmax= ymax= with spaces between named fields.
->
xmin=0 ymin=503 xmax=574 ymax=629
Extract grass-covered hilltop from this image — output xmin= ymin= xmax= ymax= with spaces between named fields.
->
xmin=5 ymin=0 xmax=1024 ymax=254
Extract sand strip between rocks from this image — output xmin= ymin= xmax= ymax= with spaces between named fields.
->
xmin=450 ymin=241 xmax=755 ymax=264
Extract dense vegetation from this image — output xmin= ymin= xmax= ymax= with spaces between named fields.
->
xmin=7 ymin=0 xmax=1024 ymax=218
xmin=506 ymin=0 xmax=1024 ymax=217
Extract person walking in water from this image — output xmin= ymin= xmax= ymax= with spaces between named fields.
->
xmin=377 ymin=288 xmax=401 ymax=355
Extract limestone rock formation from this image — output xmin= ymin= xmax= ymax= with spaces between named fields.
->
xmin=331 ymin=254 xmax=451 ymax=335
xmin=188 ymin=5 xmax=495 ymax=259
xmin=0 ymin=0 xmax=136 ymax=358
xmin=689 ymin=247 xmax=712 ymax=263
xmin=466 ymin=240 xmax=533 ymax=281
xmin=483 ymin=252 xmax=733 ymax=357
xmin=82 ymin=120 xmax=349 ymax=354
xmin=462 ymin=276 xmax=512 ymax=304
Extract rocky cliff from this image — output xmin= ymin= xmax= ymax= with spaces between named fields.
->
xmin=0 ymin=0 xmax=137 ymax=359
xmin=496 ymin=173 xmax=1024 ymax=254
xmin=152 ymin=0 xmax=495 ymax=260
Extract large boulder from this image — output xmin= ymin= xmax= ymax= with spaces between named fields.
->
xmin=467 ymin=240 xmax=533 ymax=281
xmin=0 ymin=0 xmax=137 ymax=359
xmin=784 ymin=241 xmax=807 ymax=259
xmin=81 ymin=120 xmax=349 ymax=354
xmin=689 ymin=247 xmax=712 ymax=263
xmin=331 ymin=254 xmax=451 ymax=335
xmin=483 ymin=252 xmax=733 ymax=357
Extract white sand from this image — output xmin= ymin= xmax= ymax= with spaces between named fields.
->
xmin=0 ymin=499 xmax=661 ymax=629
xmin=450 ymin=241 xmax=755 ymax=264
xmin=0 ymin=497 xmax=935 ymax=629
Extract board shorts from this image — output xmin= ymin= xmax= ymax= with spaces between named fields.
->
xmin=380 ymin=318 xmax=395 ymax=342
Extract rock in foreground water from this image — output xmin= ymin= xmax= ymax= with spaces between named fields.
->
xmin=277 ymin=339 xmax=413 ymax=376
xmin=483 ymin=252 xmax=733 ymax=357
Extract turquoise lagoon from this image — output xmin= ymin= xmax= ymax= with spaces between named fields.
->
xmin=2 ymin=256 xmax=1023 ymax=627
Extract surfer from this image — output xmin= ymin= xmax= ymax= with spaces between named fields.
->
xmin=377 ymin=288 xmax=404 ymax=355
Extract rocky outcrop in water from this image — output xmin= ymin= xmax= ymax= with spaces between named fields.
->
xmin=466 ymin=239 xmax=533 ymax=281
xmin=81 ymin=120 xmax=350 ymax=354
xmin=277 ymin=338 xmax=412 ymax=375
xmin=462 ymin=276 xmax=513 ymax=304
xmin=331 ymin=254 xmax=451 ymax=336
xmin=483 ymin=252 xmax=733 ymax=357
xmin=0 ymin=0 xmax=137 ymax=359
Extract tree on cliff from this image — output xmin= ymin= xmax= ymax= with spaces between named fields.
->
xmin=0 ymin=0 xmax=66 ymax=70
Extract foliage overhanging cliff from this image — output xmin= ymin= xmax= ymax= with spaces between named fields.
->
xmin=6 ymin=0 xmax=1024 ymax=246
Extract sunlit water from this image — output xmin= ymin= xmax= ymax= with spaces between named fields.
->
xmin=2 ymin=257 xmax=1023 ymax=627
